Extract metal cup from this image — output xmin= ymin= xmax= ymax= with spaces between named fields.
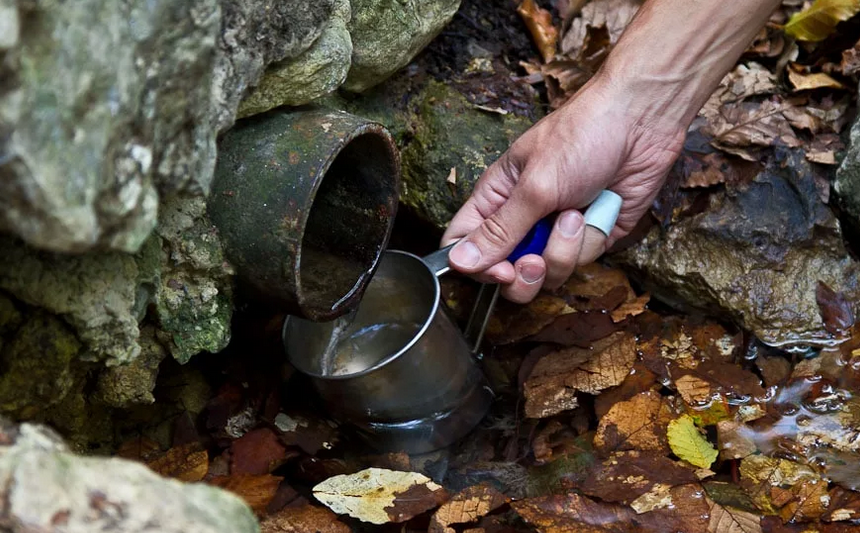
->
xmin=283 ymin=246 xmax=493 ymax=454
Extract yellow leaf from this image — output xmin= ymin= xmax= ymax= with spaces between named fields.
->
xmin=788 ymin=69 xmax=845 ymax=91
xmin=667 ymin=415 xmax=718 ymax=469
xmin=784 ymin=0 xmax=860 ymax=42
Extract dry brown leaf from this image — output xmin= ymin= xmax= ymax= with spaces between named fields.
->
xmin=513 ymin=487 xmax=709 ymax=533
xmin=561 ymin=263 xmax=636 ymax=308
xmin=312 ymin=468 xmax=448 ymax=525
xmin=738 ymin=455 xmax=820 ymax=515
xmin=260 ymin=504 xmax=350 ymax=533
xmin=574 ymin=451 xmax=699 ymax=505
xmin=824 ymin=487 xmax=860 ymax=522
xmin=594 ymin=361 xmax=659 ymax=419
xmin=208 ymin=474 xmax=283 ymax=515
xmin=610 ymin=293 xmax=650 ymax=322
xmin=709 ymin=62 xmax=779 ymax=106
xmin=562 ymin=0 xmax=641 ymax=57
xmin=524 ymin=331 xmax=636 ymax=418
xmin=230 ymin=427 xmax=288 ymax=475
xmin=485 ymin=293 xmax=569 ymax=345
xmin=816 ymin=280 xmax=856 ymax=336
xmin=428 ymin=484 xmax=510 ymax=533
xmin=145 ymin=442 xmax=209 ymax=482
xmin=518 ymin=0 xmax=559 ymax=62
xmin=675 ymin=374 xmax=713 ymax=405
xmin=707 ymin=499 xmax=762 ymax=533
xmin=594 ymin=391 xmax=675 ymax=455
xmin=701 ymin=98 xmax=802 ymax=150
xmin=805 ymin=133 xmax=844 ymax=165
xmin=782 ymin=97 xmax=850 ymax=134
xmin=788 ymin=68 xmax=845 ymax=91
xmin=841 ymin=38 xmax=860 ymax=74
xmin=116 ymin=436 xmax=162 ymax=462
xmin=532 ymin=420 xmax=588 ymax=464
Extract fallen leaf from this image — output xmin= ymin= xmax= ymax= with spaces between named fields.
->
xmin=594 ymin=361 xmax=659 ymax=419
xmin=312 ymin=468 xmax=448 ymax=525
xmin=782 ymin=97 xmax=850 ymax=134
xmin=705 ymin=481 xmax=759 ymax=514
xmin=260 ymin=504 xmax=350 ymax=533
xmin=208 ymin=474 xmax=283 ymax=515
xmin=709 ymin=62 xmax=779 ymax=106
xmin=145 ymin=442 xmax=209 ymax=482
xmin=824 ymin=486 xmax=860 ymax=522
xmin=788 ymin=68 xmax=845 ymax=91
xmin=486 ymin=293 xmax=569 ymax=345
xmin=739 ymin=455 xmax=820 ymax=515
xmin=518 ymin=0 xmax=559 ymax=62
xmin=667 ymin=415 xmax=718 ymax=469
xmin=594 ymin=391 xmax=675 ymax=455
xmin=446 ymin=167 xmax=457 ymax=185
xmin=116 ymin=436 xmax=162 ymax=462
xmin=841 ymin=38 xmax=860 ymax=74
xmin=783 ymin=0 xmax=860 ymax=42
xmin=560 ymin=263 xmax=636 ymax=309
xmin=701 ymin=98 xmax=802 ymax=151
xmin=717 ymin=420 xmax=758 ymax=460
xmin=524 ymin=332 xmax=636 ymax=418
xmin=274 ymin=411 xmax=339 ymax=455
xmin=778 ymin=478 xmax=829 ymax=522
xmin=429 ymin=484 xmax=510 ymax=533
xmin=610 ymin=293 xmax=650 ymax=322
xmin=675 ymin=374 xmax=714 ymax=405
xmin=532 ymin=420 xmax=589 ymax=464
xmin=707 ymin=499 xmax=762 ymax=533
xmin=574 ymin=451 xmax=699 ymax=505
xmin=562 ymin=0 xmax=641 ymax=57
xmin=805 ymin=133 xmax=844 ymax=165
xmin=513 ymin=487 xmax=709 ymax=533
xmin=816 ymin=280 xmax=855 ymax=336
xmin=230 ymin=427 xmax=288 ymax=475
xmin=530 ymin=310 xmax=621 ymax=348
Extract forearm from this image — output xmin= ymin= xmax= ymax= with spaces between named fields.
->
xmin=599 ymin=0 xmax=782 ymax=131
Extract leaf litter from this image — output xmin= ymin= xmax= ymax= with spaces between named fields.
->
xmin=107 ymin=1 xmax=860 ymax=531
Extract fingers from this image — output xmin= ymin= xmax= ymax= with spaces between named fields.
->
xmin=578 ymin=225 xmax=610 ymax=265
xmin=448 ymin=185 xmax=549 ymax=274
xmin=543 ymin=210 xmax=586 ymax=290
xmin=500 ymin=254 xmax=546 ymax=304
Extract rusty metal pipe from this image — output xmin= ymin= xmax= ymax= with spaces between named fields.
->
xmin=208 ymin=108 xmax=400 ymax=321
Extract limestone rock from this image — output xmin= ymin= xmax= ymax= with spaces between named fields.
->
xmin=0 ymin=235 xmax=155 ymax=365
xmin=96 ymin=327 xmax=166 ymax=407
xmin=835 ymin=105 xmax=860 ymax=231
xmin=0 ymin=418 xmax=259 ymax=533
xmin=238 ymin=0 xmax=352 ymax=115
xmin=153 ymin=196 xmax=233 ymax=364
xmin=1 ymin=0 xmax=221 ymax=253
xmin=343 ymin=0 xmax=461 ymax=92
xmin=399 ymin=81 xmax=533 ymax=231
xmin=616 ymin=150 xmax=860 ymax=347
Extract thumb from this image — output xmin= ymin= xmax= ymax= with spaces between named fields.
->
xmin=448 ymin=185 xmax=547 ymax=273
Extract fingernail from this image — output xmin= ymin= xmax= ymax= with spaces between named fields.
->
xmin=520 ymin=263 xmax=544 ymax=284
xmin=450 ymin=241 xmax=481 ymax=268
xmin=558 ymin=211 xmax=583 ymax=238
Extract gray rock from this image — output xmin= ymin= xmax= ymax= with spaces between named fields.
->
xmin=835 ymin=106 xmax=860 ymax=230
xmin=0 ymin=418 xmax=259 ymax=533
xmin=153 ymin=196 xmax=233 ymax=364
xmin=238 ymin=1 xmax=352 ymax=116
xmin=213 ymin=0 xmax=338 ymax=130
xmin=343 ymin=0 xmax=461 ymax=92
xmin=1 ymin=0 xmax=221 ymax=253
xmin=616 ymin=150 xmax=860 ymax=348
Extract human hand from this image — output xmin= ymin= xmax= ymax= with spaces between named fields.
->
xmin=441 ymin=73 xmax=686 ymax=303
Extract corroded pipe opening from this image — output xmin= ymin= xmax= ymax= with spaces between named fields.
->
xmin=208 ymin=108 xmax=400 ymax=321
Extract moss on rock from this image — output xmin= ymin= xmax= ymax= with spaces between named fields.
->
xmin=400 ymin=81 xmax=533 ymax=231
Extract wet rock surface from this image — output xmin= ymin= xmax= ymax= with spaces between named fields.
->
xmin=616 ymin=149 xmax=860 ymax=347
xmin=835 ymin=100 xmax=860 ymax=232
xmin=0 ymin=417 xmax=258 ymax=533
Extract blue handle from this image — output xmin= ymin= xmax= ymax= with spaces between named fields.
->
xmin=507 ymin=216 xmax=553 ymax=263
